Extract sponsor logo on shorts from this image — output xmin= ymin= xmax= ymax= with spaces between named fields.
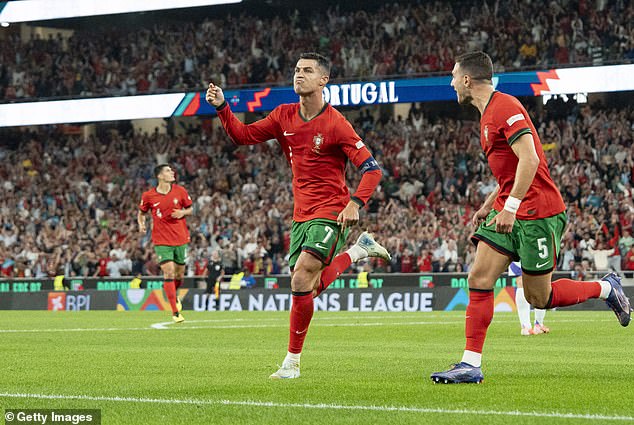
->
xmin=535 ymin=261 xmax=550 ymax=268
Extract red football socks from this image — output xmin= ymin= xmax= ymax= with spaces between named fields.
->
xmin=314 ymin=253 xmax=352 ymax=297
xmin=465 ymin=289 xmax=494 ymax=354
xmin=288 ymin=292 xmax=314 ymax=354
xmin=163 ymin=280 xmax=178 ymax=314
xmin=548 ymin=278 xmax=601 ymax=308
xmin=174 ymin=279 xmax=183 ymax=290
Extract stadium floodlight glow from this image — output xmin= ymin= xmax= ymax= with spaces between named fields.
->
xmin=0 ymin=0 xmax=242 ymax=23
xmin=0 ymin=93 xmax=187 ymax=127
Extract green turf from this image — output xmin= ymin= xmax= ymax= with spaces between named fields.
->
xmin=0 ymin=310 xmax=632 ymax=424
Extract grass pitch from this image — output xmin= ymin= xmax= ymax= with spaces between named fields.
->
xmin=0 ymin=310 xmax=632 ymax=424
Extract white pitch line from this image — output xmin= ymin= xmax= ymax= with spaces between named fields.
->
xmin=0 ymin=318 xmax=614 ymax=333
xmin=150 ymin=320 xmax=463 ymax=330
xmin=0 ymin=320 xmax=464 ymax=333
xmin=0 ymin=392 xmax=631 ymax=422
xmin=150 ymin=317 xmax=613 ymax=330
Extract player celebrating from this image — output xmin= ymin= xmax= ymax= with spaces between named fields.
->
xmin=509 ymin=261 xmax=550 ymax=335
xmin=431 ymin=51 xmax=631 ymax=384
xmin=138 ymin=164 xmax=193 ymax=323
xmin=206 ymin=52 xmax=391 ymax=379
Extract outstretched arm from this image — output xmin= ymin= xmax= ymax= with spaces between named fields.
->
xmin=206 ymin=82 xmax=277 ymax=145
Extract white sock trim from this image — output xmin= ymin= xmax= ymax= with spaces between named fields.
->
xmin=346 ymin=244 xmax=367 ymax=263
xmin=598 ymin=281 xmax=612 ymax=299
xmin=534 ymin=308 xmax=546 ymax=325
xmin=515 ymin=288 xmax=532 ymax=328
xmin=285 ymin=352 xmax=301 ymax=364
xmin=461 ymin=350 xmax=482 ymax=368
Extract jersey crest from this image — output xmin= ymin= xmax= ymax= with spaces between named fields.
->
xmin=312 ymin=133 xmax=324 ymax=154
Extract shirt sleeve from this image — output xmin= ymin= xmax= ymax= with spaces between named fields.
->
xmin=216 ymin=102 xmax=279 ymax=145
xmin=497 ymin=99 xmax=532 ymax=146
xmin=336 ymin=118 xmax=372 ymax=167
xmin=139 ymin=192 xmax=150 ymax=212
xmin=181 ymin=187 xmax=193 ymax=208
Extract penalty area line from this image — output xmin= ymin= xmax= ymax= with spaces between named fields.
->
xmin=0 ymin=392 xmax=631 ymax=422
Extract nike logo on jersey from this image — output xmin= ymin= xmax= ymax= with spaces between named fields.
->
xmin=315 ymin=243 xmax=328 ymax=250
xmin=152 ymin=202 xmax=160 ymax=207
xmin=535 ymin=261 xmax=550 ymax=268
xmin=283 ymin=131 xmax=295 ymax=136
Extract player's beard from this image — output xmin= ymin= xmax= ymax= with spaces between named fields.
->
xmin=456 ymin=87 xmax=473 ymax=105
xmin=458 ymin=94 xmax=473 ymax=105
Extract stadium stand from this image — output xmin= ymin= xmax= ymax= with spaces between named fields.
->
xmin=0 ymin=100 xmax=631 ymax=277
xmin=1 ymin=0 xmax=633 ymax=101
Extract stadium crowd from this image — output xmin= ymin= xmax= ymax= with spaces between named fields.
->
xmin=0 ymin=99 xmax=632 ymax=278
xmin=1 ymin=0 xmax=634 ymax=102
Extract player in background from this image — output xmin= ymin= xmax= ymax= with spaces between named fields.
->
xmin=206 ymin=250 xmax=224 ymax=310
xmin=206 ymin=52 xmax=391 ymax=379
xmin=138 ymin=164 xmax=193 ymax=323
xmin=431 ymin=51 xmax=631 ymax=384
xmin=509 ymin=261 xmax=550 ymax=335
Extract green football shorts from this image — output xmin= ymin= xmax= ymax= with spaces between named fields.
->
xmin=289 ymin=219 xmax=349 ymax=270
xmin=471 ymin=210 xmax=567 ymax=275
xmin=154 ymin=244 xmax=189 ymax=265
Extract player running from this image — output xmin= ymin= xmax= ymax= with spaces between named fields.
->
xmin=431 ymin=51 xmax=631 ymax=384
xmin=138 ymin=164 xmax=193 ymax=323
xmin=510 ymin=261 xmax=550 ymax=335
xmin=206 ymin=52 xmax=391 ymax=379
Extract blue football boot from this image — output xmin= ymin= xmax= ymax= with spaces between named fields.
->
xmin=602 ymin=272 xmax=632 ymax=327
xmin=430 ymin=362 xmax=484 ymax=384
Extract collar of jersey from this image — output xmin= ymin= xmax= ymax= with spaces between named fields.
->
xmin=482 ymin=91 xmax=497 ymax=116
xmin=298 ymin=102 xmax=328 ymax=122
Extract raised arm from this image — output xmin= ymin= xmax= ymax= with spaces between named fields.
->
xmin=206 ymin=82 xmax=278 ymax=145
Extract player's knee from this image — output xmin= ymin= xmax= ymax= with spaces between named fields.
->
xmin=291 ymin=267 xmax=319 ymax=292
xmin=467 ymin=273 xmax=493 ymax=290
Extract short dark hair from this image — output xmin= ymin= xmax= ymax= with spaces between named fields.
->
xmin=154 ymin=163 xmax=169 ymax=178
xmin=298 ymin=52 xmax=331 ymax=75
xmin=455 ymin=51 xmax=493 ymax=81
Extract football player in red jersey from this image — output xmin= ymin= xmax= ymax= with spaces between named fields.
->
xmin=138 ymin=164 xmax=193 ymax=323
xmin=431 ymin=51 xmax=631 ymax=384
xmin=206 ymin=53 xmax=391 ymax=379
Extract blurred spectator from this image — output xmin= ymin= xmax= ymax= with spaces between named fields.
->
xmin=0 ymin=100 xmax=631 ymax=277
xmin=2 ymin=0 xmax=634 ymax=102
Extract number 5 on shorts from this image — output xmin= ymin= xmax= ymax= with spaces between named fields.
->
xmin=537 ymin=237 xmax=549 ymax=259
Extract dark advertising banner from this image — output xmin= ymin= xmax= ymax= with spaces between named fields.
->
xmin=0 ymin=290 xmax=119 ymax=311
xmin=3 ymin=287 xmax=628 ymax=312
xmin=189 ymin=289 xmax=435 ymax=312
xmin=0 ymin=272 xmax=576 ymax=292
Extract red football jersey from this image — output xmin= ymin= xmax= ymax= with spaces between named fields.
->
xmin=139 ymin=184 xmax=192 ymax=246
xmin=480 ymin=91 xmax=566 ymax=220
xmin=217 ymin=102 xmax=374 ymax=222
